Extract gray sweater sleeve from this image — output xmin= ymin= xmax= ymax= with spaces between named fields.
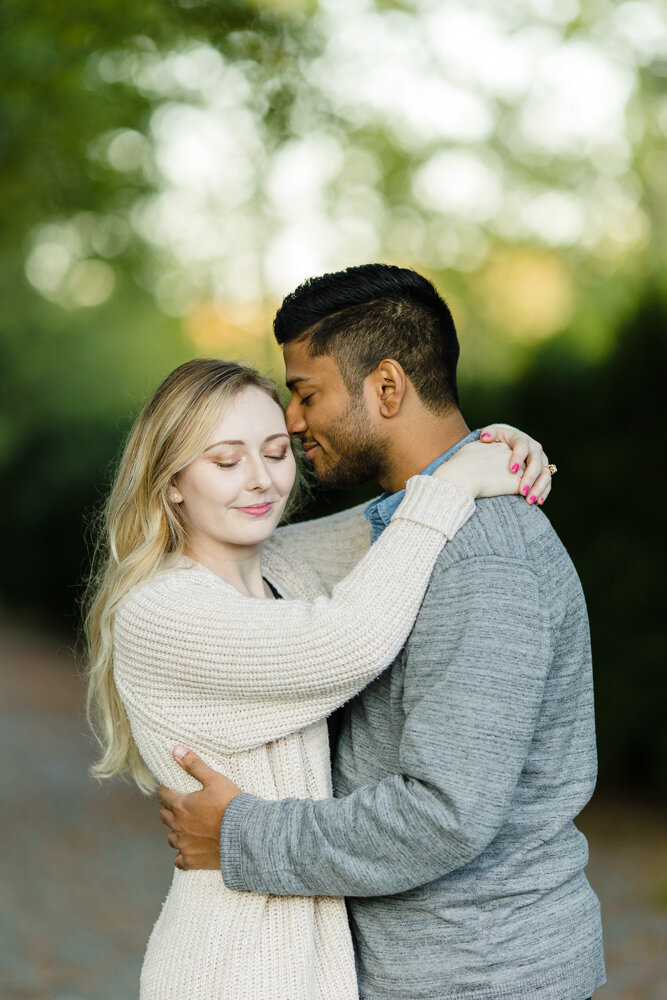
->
xmin=220 ymin=555 xmax=551 ymax=897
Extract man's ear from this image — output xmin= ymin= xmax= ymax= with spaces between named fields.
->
xmin=366 ymin=359 xmax=407 ymax=419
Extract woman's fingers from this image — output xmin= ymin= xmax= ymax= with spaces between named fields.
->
xmin=509 ymin=440 xmax=531 ymax=479
xmin=524 ymin=468 xmax=552 ymax=505
xmin=537 ymin=479 xmax=552 ymax=505
xmin=518 ymin=463 xmax=544 ymax=500
xmin=481 ymin=424 xmax=532 ymax=478
xmin=519 ymin=438 xmax=549 ymax=495
xmin=479 ymin=424 xmax=554 ymax=505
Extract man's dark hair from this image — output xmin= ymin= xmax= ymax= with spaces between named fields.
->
xmin=274 ymin=263 xmax=460 ymax=412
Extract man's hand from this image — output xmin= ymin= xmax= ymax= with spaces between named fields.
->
xmin=157 ymin=746 xmax=243 ymax=871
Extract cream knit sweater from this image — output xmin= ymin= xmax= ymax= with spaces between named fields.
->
xmin=113 ymin=475 xmax=474 ymax=1000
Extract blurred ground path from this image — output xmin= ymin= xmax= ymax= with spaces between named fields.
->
xmin=1 ymin=624 xmax=666 ymax=1000
xmin=0 ymin=625 xmax=166 ymax=1000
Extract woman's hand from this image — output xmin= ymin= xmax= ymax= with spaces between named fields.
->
xmin=479 ymin=423 xmax=552 ymax=505
xmin=434 ymin=437 xmax=552 ymax=504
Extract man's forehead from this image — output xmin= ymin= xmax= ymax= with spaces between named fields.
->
xmin=282 ymin=337 xmax=312 ymax=370
xmin=282 ymin=340 xmax=341 ymax=386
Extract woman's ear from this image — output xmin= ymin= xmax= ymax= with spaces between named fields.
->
xmin=167 ymin=483 xmax=183 ymax=503
xmin=368 ymin=359 xmax=407 ymax=418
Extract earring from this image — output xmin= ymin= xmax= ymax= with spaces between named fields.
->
xmin=170 ymin=491 xmax=182 ymax=503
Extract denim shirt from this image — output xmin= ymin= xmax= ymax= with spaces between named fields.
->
xmin=364 ymin=429 xmax=481 ymax=544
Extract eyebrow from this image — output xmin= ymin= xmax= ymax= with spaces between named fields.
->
xmin=285 ymin=376 xmax=313 ymax=391
xmin=204 ymin=433 xmax=290 ymax=451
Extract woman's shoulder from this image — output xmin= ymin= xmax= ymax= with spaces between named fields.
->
xmin=265 ymin=501 xmax=373 ymax=595
xmin=261 ymin=540 xmax=329 ymax=600
xmin=116 ymin=560 xmax=228 ymax=621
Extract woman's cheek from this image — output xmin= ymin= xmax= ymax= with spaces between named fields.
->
xmin=212 ymin=468 xmax=245 ymax=504
xmin=280 ymin=455 xmax=298 ymax=494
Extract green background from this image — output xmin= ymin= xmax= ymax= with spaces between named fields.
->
xmin=1 ymin=0 xmax=665 ymax=796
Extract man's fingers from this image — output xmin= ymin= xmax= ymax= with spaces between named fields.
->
xmin=159 ymin=807 xmax=175 ymax=829
xmin=174 ymin=852 xmax=188 ymax=871
xmin=157 ymin=785 xmax=180 ymax=810
xmin=172 ymin=746 xmax=217 ymax=786
xmin=167 ymin=832 xmax=179 ymax=850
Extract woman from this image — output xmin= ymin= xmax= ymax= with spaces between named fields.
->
xmin=85 ymin=358 xmax=551 ymax=1000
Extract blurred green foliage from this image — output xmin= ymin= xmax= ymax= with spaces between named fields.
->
xmin=467 ymin=288 xmax=667 ymax=797
xmin=0 ymin=0 xmax=297 ymax=605
xmin=1 ymin=0 xmax=665 ymax=796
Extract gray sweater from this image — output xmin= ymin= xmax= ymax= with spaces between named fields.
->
xmin=221 ymin=497 xmax=605 ymax=999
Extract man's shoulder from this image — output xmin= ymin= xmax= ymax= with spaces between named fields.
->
xmin=432 ymin=495 xmax=566 ymax=577
xmin=403 ymin=497 xmax=585 ymax=649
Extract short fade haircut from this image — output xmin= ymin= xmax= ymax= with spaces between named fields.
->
xmin=273 ymin=263 xmax=460 ymax=413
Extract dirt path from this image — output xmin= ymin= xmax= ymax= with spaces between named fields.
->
xmin=1 ymin=626 xmax=665 ymax=999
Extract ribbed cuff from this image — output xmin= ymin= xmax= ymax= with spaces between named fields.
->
xmin=219 ymin=792 xmax=262 ymax=890
xmin=392 ymin=475 xmax=475 ymax=539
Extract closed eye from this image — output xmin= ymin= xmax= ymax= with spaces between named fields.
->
xmin=216 ymin=454 xmax=287 ymax=468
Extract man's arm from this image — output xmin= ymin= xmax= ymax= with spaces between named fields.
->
xmin=216 ymin=554 xmax=552 ymax=897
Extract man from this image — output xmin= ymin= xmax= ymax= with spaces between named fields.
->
xmin=159 ymin=264 xmax=605 ymax=999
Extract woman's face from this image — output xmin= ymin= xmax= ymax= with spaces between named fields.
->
xmin=174 ymin=385 xmax=297 ymax=554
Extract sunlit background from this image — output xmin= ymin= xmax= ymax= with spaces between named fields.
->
xmin=1 ymin=0 xmax=666 ymax=996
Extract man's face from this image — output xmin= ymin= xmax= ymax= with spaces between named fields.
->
xmin=283 ymin=338 xmax=388 ymax=488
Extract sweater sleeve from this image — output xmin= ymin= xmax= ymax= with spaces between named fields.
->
xmin=219 ymin=554 xmax=552 ymax=894
xmin=113 ymin=476 xmax=474 ymax=753
xmin=265 ymin=500 xmax=373 ymax=592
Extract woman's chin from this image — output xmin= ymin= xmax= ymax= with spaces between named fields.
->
xmin=231 ymin=513 xmax=283 ymax=546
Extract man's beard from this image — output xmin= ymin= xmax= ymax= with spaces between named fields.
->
xmin=315 ymin=396 xmax=389 ymax=489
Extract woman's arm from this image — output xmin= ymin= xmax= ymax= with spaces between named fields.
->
xmin=114 ymin=476 xmax=472 ymax=753
xmin=114 ymin=441 xmax=542 ymax=753
xmin=265 ymin=425 xmax=552 ymax=593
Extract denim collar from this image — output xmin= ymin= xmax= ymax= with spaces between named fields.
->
xmin=364 ymin=430 xmax=481 ymax=544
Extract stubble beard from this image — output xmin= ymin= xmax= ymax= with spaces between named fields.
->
xmin=314 ymin=396 xmax=389 ymax=489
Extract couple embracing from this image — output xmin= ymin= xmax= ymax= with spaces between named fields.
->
xmin=85 ymin=264 xmax=605 ymax=999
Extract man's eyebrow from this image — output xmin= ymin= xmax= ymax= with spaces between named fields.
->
xmin=204 ymin=433 xmax=290 ymax=451
xmin=285 ymin=376 xmax=313 ymax=391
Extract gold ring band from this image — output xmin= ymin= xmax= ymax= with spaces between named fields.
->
xmin=546 ymin=464 xmax=557 ymax=475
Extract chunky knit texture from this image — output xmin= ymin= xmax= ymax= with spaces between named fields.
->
xmin=112 ymin=475 xmax=474 ymax=1000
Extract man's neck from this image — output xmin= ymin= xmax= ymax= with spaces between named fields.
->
xmin=378 ymin=409 xmax=471 ymax=494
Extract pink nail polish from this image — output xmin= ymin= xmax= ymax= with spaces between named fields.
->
xmin=522 ymin=485 xmax=529 ymax=495
xmin=529 ymin=495 xmax=536 ymax=505
xmin=538 ymin=498 xmax=545 ymax=505
xmin=481 ymin=432 xmax=491 ymax=440
xmin=511 ymin=463 xmax=520 ymax=474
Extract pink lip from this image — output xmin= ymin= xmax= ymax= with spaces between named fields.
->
xmin=302 ymin=443 xmax=320 ymax=459
xmin=235 ymin=502 xmax=274 ymax=517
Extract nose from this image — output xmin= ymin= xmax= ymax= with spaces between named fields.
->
xmin=285 ymin=397 xmax=307 ymax=437
xmin=245 ymin=453 xmax=272 ymax=492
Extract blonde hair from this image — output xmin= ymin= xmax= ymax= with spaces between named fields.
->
xmin=84 ymin=358 xmax=304 ymax=793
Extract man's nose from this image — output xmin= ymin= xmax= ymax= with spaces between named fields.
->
xmin=285 ymin=399 xmax=307 ymax=437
